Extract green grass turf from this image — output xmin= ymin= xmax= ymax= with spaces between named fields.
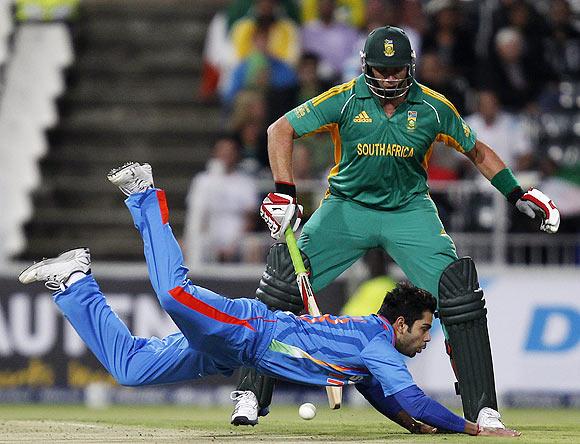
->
xmin=0 ymin=404 xmax=578 ymax=443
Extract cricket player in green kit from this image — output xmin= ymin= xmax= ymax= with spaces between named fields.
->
xmin=230 ymin=26 xmax=561 ymax=426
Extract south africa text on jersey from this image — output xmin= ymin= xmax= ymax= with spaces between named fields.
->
xmin=357 ymin=143 xmax=415 ymax=157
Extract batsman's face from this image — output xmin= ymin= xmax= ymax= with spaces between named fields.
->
xmin=395 ymin=311 xmax=433 ymax=357
xmin=371 ymin=66 xmax=408 ymax=89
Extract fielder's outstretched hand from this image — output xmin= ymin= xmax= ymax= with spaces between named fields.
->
xmin=514 ymin=188 xmax=560 ymax=233
xmin=260 ymin=192 xmax=303 ymax=240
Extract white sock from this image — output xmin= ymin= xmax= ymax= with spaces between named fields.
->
xmin=64 ymin=271 xmax=88 ymax=288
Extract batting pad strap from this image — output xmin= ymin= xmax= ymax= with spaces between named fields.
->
xmin=438 ymin=257 xmax=498 ymax=422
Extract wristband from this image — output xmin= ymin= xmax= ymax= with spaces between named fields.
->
xmin=275 ymin=181 xmax=296 ymax=198
xmin=490 ymin=168 xmax=522 ymax=203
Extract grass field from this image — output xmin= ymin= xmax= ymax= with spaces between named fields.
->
xmin=0 ymin=405 xmax=578 ymax=443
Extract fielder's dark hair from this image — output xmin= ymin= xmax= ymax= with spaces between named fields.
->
xmin=378 ymin=282 xmax=437 ymax=329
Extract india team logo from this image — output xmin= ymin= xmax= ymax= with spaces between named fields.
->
xmin=384 ymin=39 xmax=395 ymax=57
xmin=407 ymin=110 xmax=417 ymax=130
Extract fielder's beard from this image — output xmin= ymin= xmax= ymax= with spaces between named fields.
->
xmin=368 ymin=77 xmax=412 ymax=102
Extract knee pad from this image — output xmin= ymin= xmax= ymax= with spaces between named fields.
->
xmin=255 ymin=243 xmax=310 ymax=314
xmin=438 ymin=257 xmax=498 ymax=422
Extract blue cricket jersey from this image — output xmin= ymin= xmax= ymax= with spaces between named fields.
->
xmin=255 ymin=311 xmax=415 ymax=397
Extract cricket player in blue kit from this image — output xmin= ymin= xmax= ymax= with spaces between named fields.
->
xmin=18 ymin=162 xmax=519 ymax=437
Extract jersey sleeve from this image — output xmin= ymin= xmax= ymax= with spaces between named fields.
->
xmin=436 ymin=99 xmax=477 ymax=154
xmin=285 ymin=88 xmax=345 ymax=137
xmin=356 ymin=376 xmax=405 ymax=419
xmin=357 ymin=379 xmax=467 ymax=433
xmin=359 ymin=332 xmax=415 ymax=396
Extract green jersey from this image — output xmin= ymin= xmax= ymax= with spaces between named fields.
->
xmin=286 ymin=75 xmax=477 ymax=209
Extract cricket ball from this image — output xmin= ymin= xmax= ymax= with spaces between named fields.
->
xmin=299 ymin=402 xmax=317 ymax=420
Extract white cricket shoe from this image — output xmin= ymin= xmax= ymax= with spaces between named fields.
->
xmin=477 ymin=407 xmax=506 ymax=429
xmin=230 ymin=390 xmax=259 ymax=426
xmin=107 ymin=162 xmax=154 ymax=196
xmin=19 ymin=248 xmax=91 ymax=291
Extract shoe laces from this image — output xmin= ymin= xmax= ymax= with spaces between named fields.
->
xmin=45 ymin=278 xmax=65 ymax=292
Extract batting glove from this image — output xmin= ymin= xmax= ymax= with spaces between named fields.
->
xmin=514 ymin=188 xmax=560 ymax=234
xmin=260 ymin=192 xmax=303 ymax=240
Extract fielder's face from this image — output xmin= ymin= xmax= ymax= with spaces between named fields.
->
xmin=395 ymin=310 xmax=433 ymax=357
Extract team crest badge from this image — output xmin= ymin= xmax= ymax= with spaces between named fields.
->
xmin=384 ymin=39 xmax=395 ymax=57
xmin=461 ymin=120 xmax=471 ymax=137
xmin=407 ymin=110 xmax=417 ymax=130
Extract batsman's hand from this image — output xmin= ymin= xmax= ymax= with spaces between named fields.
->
xmin=515 ymin=188 xmax=560 ymax=233
xmin=260 ymin=192 xmax=303 ymax=240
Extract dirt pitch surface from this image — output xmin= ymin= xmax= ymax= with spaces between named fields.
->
xmin=0 ymin=405 xmax=579 ymax=443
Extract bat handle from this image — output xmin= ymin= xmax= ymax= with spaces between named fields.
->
xmin=284 ymin=227 xmax=307 ymax=275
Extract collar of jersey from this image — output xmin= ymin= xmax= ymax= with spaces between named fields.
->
xmin=376 ymin=315 xmax=397 ymax=344
xmin=355 ymin=75 xmax=423 ymax=104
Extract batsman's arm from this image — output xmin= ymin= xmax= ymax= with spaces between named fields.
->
xmin=464 ymin=140 xmax=506 ymax=181
xmin=267 ymin=116 xmax=298 ymax=185
xmin=465 ymin=139 xmax=560 ymax=233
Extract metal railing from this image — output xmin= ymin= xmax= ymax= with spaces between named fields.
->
xmin=185 ymin=178 xmax=580 ymax=271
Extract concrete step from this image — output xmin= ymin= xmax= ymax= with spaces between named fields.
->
xmin=23 ymin=202 xmax=185 ymax=260
xmin=26 ymin=206 xmax=185 ymax=228
xmin=20 ymin=233 xmax=154 ymax=261
xmin=57 ymin=103 xmax=223 ymax=133
xmin=21 ymin=0 xmax=225 ymax=262
xmin=74 ymin=47 xmax=201 ymax=75
xmin=80 ymin=0 xmax=225 ymax=21
xmin=34 ymin=174 xmax=192 ymax=197
xmin=63 ymin=73 xmax=202 ymax=105
xmin=38 ymin=162 xmax=201 ymax=191
xmin=29 ymin=184 xmax=189 ymax=221
xmin=75 ymin=17 xmax=208 ymax=46
xmin=46 ymin=144 xmax=211 ymax=166
xmin=46 ymin=127 xmax=221 ymax=148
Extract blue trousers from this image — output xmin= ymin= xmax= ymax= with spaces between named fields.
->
xmin=55 ymin=189 xmax=275 ymax=386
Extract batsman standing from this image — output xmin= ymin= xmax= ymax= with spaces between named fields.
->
xmin=232 ymin=26 xmax=561 ymax=424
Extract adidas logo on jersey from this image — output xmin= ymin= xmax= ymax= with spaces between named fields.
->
xmin=353 ymin=111 xmax=372 ymax=123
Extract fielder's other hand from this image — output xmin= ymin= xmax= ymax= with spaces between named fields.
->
xmin=260 ymin=192 xmax=303 ymax=240
xmin=515 ymin=188 xmax=560 ymax=233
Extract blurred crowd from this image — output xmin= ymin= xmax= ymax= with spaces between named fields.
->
xmin=184 ymin=0 xmax=580 ymax=264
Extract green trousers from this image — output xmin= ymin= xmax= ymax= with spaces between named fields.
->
xmin=297 ymin=193 xmax=458 ymax=299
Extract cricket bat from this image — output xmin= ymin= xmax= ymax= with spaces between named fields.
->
xmin=284 ymin=226 xmax=343 ymax=410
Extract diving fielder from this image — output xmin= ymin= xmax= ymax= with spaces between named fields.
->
xmin=18 ymin=162 xmax=518 ymax=437
xmin=236 ymin=26 xmax=561 ymax=423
